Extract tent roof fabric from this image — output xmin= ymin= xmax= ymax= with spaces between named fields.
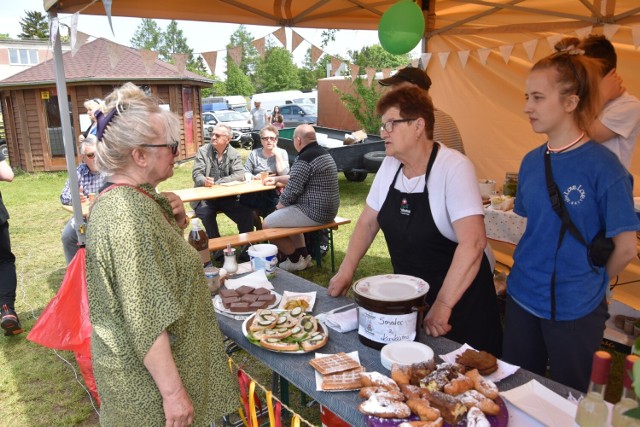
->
xmin=0 ymin=37 xmax=213 ymax=88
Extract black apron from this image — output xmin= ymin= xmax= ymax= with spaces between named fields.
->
xmin=377 ymin=144 xmax=502 ymax=355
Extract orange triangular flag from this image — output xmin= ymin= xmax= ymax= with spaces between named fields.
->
xmin=273 ymin=27 xmax=287 ymax=47
xmin=140 ymin=49 xmax=158 ymax=74
xmin=311 ymin=45 xmax=323 ymax=64
xmin=291 ymin=30 xmax=304 ymax=52
xmin=172 ymin=53 xmax=188 ymax=73
xmin=201 ymin=51 xmax=218 ymax=74
xmin=253 ymin=37 xmax=265 ymax=58
xmin=228 ymin=46 xmax=242 ymax=66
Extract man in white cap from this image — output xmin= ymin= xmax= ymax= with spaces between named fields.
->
xmin=379 ymin=67 xmax=465 ymax=154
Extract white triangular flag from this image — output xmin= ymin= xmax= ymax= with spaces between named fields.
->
xmin=438 ymin=51 xmax=450 ymax=68
xmin=140 ymin=49 xmax=159 ymax=74
xmin=499 ymin=44 xmax=514 ymax=64
xmin=632 ymin=25 xmax=640 ymax=49
xmin=575 ymin=26 xmax=593 ymax=40
xmin=349 ymin=63 xmax=360 ymax=78
xmin=291 ymin=30 xmax=304 ymax=53
xmin=603 ymin=24 xmax=620 ymax=40
xmin=72 ymin=32 xmax=89 ymax=57
xmin=366 ymin=67 xmax=376 ymax=86
xmin=106 ymin=41 xmax=124 ymax=69
xmin=272 ymin=27 xmax=286 ymax=47
xmin=522 ymin=39 xmax=538 ymax=61
xmin=419 ymin=52 xmax=432 ymax=70
xmin=457 ymin=50 xmax=470 ymax=68
xmin=49 ymin=17 xmax=59 ymax=48
xmin=70 ymin=13 xmax=79 ymax=54
xmin=546 ymin=34 xmax=563 ymax=51
xmin=172 ymin=53 xmax=188 ymax=74
xmin=201 ymin=51 xmax=218 ymax=74
xmin=477 ymin=48 xmax=491 ymax=65
xmin=102 ymin=0 xmax=115 ymax=36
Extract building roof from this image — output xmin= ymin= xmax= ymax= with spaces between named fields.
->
xmin=0 ymin=37 xmax=213 ymax=88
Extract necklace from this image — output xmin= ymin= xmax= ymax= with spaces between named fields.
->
xmin=402 ymin=166 xmax=423 ymax=193
xmin=546 ymin=132 xmax=585 ymax=154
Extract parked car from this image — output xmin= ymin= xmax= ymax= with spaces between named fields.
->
xmin=203 ymin=110 xmax=253 ymax=148
xmin=279 ymin=103 xmax=317 ymax=127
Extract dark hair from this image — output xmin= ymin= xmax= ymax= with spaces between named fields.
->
xmin=376 ymin=87 xmax=435 ymax=140
xmin=580 ymin=34 xmax=617 ymax=75
xmin=532 ymin=51 xmax=601 ymax=132
xmin=554 ymin=37 xmax=580 ymax=53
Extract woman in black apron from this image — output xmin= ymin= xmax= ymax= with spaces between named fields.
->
xmin=328 ymin=86 xmax=502 ymax=355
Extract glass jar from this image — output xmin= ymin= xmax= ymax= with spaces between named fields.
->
xmin=503 ymin=172 xmax=518 ymax=197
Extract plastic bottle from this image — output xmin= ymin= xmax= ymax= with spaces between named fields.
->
xmin=188 ymin=218 xmax=210 ymax=266
xmin=575 ymin=351 xmax=613 ymax=427
xmin=612 ymin=354 xmax=640 ymax=427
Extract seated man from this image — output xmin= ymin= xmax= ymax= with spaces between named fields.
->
xmin=240 ymin=125 xmax=289 ymax=224
xmin=60 ymin=135 xmax=105 ymax=265
xmin=263 ymin=124 xmax=340 ymax=271
xmin=191 ymin=124 xmax=254 ymax=239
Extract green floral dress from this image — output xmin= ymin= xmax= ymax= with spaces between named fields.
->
xmin=86 ymin=184 xmax=237 ymax=426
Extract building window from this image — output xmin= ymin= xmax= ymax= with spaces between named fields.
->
xmin=8 ymin=48 xmax=38 ymax=65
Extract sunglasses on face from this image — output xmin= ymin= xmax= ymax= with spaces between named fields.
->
xmin=261 ymin=136 xmax=277 ymax=141
xmin=140 ymin=141 xmax=179 ymax=155
xmin=84 ymin=152 xmax=96 ymax=159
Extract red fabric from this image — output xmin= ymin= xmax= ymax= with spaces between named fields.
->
xmin=27 ymin=248 xmax=98 ymax=402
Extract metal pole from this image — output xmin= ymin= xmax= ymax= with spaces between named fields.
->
xmin=49 ymin=9 xmax=85 ymax=246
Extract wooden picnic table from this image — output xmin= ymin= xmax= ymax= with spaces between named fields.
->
xmin=168 ymin=180 xmax=276 ymax=203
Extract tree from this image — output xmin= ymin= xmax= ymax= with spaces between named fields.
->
xmin=228 ymin=25 xmax=259 ymax=80
xmin=18 ymin=11 xmax=48 ymax=40
xmin=0 ymin=33 xmax=10 ymax=40
xmin=161 ymin=20 xmax=196 ymax=69
xmin=254 ymin=47 xmax=300 ymax=93
xmin=298 ymin=51 xmax=334 ymax=92
xmin=349 ymin=44 xmax=410 ymax=71
xmin=225 ymin=60 xmax=254 ymax=96
xmin=130 ymin=18 xmax=163 ymax=51
xmin=320 ymin=30 xmax=338 ymax=48
xmin=334 ymin=76 xmax=384 ymax=134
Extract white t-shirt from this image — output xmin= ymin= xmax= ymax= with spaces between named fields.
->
xmin=600 ymin=91 xmax=640 ymax=169
xmin=366 ymin=143 xmax=484 ymax=243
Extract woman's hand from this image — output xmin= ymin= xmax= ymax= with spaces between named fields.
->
xmin=162 ymin=385 xmax=194 ymax=427
xmin=327 ymin=271 xmax=353 ymax=297
xmin=162 ymin=192 xmax=188 ymax=229
xmin=424 ymin=300 xmax=453 ymax=337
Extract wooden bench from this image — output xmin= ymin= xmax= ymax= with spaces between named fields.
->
xmin=208 ymin=216 xmax=351 ymax=272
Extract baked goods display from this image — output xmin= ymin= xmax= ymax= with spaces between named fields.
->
xmin=357 ymin=359 xmax=507 ymax=426
xmin=214 ymin=286 xmax=281 ymax=316
xmin=310 ymin=352 xmax=364 ymax=391
xmin=243 ymin=309 xmax=328 ymax=353
xmin=455 ymin=349 xmax=498 ymax=375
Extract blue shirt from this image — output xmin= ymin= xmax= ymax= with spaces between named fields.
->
xmin=508 ymin=141 xmax=639 ymax=320
xmin=60 ymin=163 xmax=105 ymax=205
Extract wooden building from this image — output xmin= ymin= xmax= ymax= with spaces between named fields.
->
xmin=0 ymin=38 xmax=212 ymax=172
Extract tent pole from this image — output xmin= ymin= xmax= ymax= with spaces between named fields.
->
xmin=48 ymin=9 xmax=86 ymax=247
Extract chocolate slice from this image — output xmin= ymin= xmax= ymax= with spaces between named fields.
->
xmin=235 ymin=285 xmax=254 ymax=295
xmin=229 ymin=302 xmax=250 ymax=312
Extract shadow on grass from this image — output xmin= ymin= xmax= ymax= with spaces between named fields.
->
xmin=47 ymin=267 xmax=67 ymax=295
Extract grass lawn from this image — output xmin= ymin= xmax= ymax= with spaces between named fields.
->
xmin=0 ymin=150 xmax=625 ymax=426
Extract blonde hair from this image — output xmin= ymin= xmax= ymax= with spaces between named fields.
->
xmin=95 ymin=82 xmax=179 ymax=176
xmin=532 ymin=52 xmax=602 ymax=132
xmin=83 ymin=98 xmax=104 ymax=113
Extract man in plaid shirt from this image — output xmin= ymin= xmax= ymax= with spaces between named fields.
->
xmin=60 ymin=136 xmax=105 ymax=264
xmin=262 ymin=124 xmax=339 ymax=271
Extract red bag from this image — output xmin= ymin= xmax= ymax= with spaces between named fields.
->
xmin=27 ymin=248 xmax=99 ymax=403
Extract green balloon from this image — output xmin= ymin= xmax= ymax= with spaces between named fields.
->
xmin=378 ymin=0 xmax=425 ymax=55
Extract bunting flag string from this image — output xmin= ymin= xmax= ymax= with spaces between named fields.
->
xmin=140 ymin=49 xmax=159 ymax=74
xmin=106 ymin=41 xmax=124 ymax=69
xmin=366 ymin=67 xmax=376 ymax=86
xmin=52 ymin=10 xmax=640 ymax=78
xmin=172 ymin=53 xmax=188 ymax=74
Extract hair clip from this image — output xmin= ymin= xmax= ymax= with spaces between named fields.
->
xmin=95 ymin=108 xmax=119 ymax=140
xmin=559 ymin=45 xmax=585 ymax=55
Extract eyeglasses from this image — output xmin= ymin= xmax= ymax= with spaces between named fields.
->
xmin=212 ymin=133 xmax=228 ymax=139
xmin=380 ymin=118 xmax=416 ymax=133
xmin=140 ymin=141 xmax=179 ymax=155
xmin=261 ymin=136 xmax=277 ymax=141
xmin=84 ymin=152 xmax=96 ymax=159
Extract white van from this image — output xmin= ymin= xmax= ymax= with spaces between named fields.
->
xmin=251 ymin=90 xmax=313 ymax=114
xmin=202 ymin=95 xmax=250 ymax=118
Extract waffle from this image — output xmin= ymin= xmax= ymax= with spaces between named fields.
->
xmin=309 ymin=352 xmax=361 ymax=375
xmin=322 ymin=367 xmax=365 ymax=391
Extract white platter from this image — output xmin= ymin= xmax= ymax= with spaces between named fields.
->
xmin=500 ymin=380 xmax=577 ymax=427
xmin=353 ymin=274 xmax=429 ymax=301
xmin=380 ymin=341 xmax=434 ymax=370
xmin=213 ymin=291 xmax=281 ymax=317
xmin=242 ymin=310 xmax=328 ymax=354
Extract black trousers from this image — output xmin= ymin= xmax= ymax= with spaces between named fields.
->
xmin=194 ymin=196 xmax=254 ymax=239
xmin=0 ymin=221 xmax=17 ymax=309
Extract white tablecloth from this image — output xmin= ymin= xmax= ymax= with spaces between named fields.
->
xmin=484 ymin=207 xmax=527 ymax=245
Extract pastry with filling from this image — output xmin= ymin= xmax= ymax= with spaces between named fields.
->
xmin=358 ymin=395 xmax=411 ymax=418
xmin=422 ymin=390 xmax=467 ymax=425
xmin=406 ymin=398 xmax=441 ymax=421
